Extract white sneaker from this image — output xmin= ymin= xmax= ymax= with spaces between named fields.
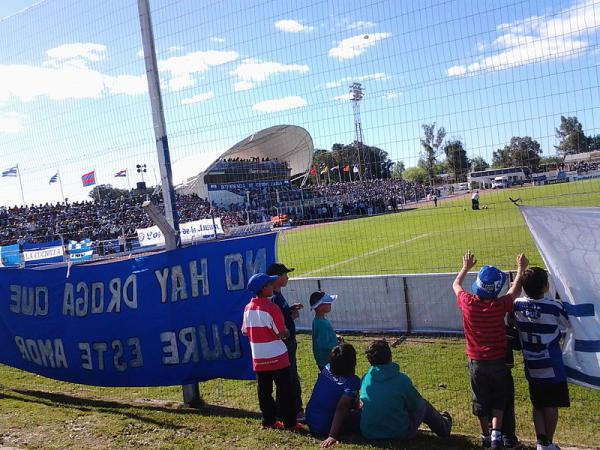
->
xmin=537 ymin=444 xmax=561 ymax=450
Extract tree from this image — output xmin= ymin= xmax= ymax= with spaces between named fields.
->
xmin=492 ymin=136 xmax=542 ymax=170
xmin=588 ymin=134 xmax=600 ymax=151
xmin=443 ymin=139 xmax=469 ymax=182
xmin=89 ymin=184 xmax=129 ymax=201
xmin=470 ymin=156 xmax=489 ymax=172
xmin=555 ymin=116 xmax=589 ymax=156
xmin=391 ymin=161 xmax=405 ymax=179
xmin=420 ymin=123 xmax=446 ymax=185
xmin=403 ymin=166 xmax=428 ymax=184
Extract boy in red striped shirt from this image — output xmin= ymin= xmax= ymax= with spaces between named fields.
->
xmin=242 ymin=273 xmax=302 ymax=431
xmin=453 ymin=251 xmax=528 ymax=449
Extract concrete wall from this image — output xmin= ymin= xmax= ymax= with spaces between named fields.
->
xmin=285 ymin=272 xmax=482 ymax=334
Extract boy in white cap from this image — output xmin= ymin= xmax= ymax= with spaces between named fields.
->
xmin=453 ymin=251 xmax=528 ymax=449
xmin=242 ymin=273 xmax=303 ymax=431
xmin=310 ymin=291 xmax=340 ymax=371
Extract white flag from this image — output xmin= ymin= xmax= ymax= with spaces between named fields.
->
xmin=520 ymin=206 xmax=600 ymax=389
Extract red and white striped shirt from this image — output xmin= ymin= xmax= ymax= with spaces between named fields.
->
xmin=242 ymin=296 xmax=290 ymax=372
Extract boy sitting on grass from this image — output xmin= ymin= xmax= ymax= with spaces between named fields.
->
xmin=305 ymin=343 xmax=362 ymax=448
xmin=453 ymin=251 xmax=528 ymax=449
xmin=359 ymin=340 xmax=452 ymax=442
xmin=310 ymin=291 xmax=340 ymax=371
xmin=514 ymin=267 xmax=570 ymax=450
xmin=241 ymin=273 xmax=303 ymax=431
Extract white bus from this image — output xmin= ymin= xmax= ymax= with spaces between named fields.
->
xmin=468 ymin=167 xmax=530 ymax=189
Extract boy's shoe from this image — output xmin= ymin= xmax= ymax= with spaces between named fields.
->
xmin=440 ymin=411 xmax=453 ymax=434
xmin=481 ymin=434 xmax=491 ymax=449
xmin=285 ymin=422 xmax=306 ymax=433
xmin=262 ymin=421 xmax=284 ymax=430
xmin=503 ymin=436 xmax=522 ymax=450
xmin=296 ymin=411 xmax=306 ymax=423
xmin=491 ymin=439 xmax=504 ymax=450
xmin=537 ymin=444 xmax=561 ymax=450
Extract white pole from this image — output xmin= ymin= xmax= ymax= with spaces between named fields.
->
xmin=57 ymin=169 xmax=65 ymax=203
xmin=16 ymin=164 xmax=26 ymax=206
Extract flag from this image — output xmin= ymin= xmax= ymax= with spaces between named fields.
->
xmin=309 ymin=168 xmax=317 ymax=175
xmin=49 ymin=173 xmax=58 ymax=184
xmin=82 ymin=170 xmax=96 ymax=187
xmin=353 ymin=165 xmax=360 ymax=173
xmin=343 ymin=165 xmax=350 ymax=172
xmin=2 ymin=166 xmax=17 ymax=177
xmin=115 ymin=169 xmax=127 ymax=178
xmin=68 ymin=239 xmax=94 ymax=262
xmin=320 ymin=166 xmax=329 ymax=174
xmin=330 ymin=166 xmax=340 ymax=171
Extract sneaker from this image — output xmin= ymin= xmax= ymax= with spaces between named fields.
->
xmin=503 ymin=436 xmax=523 ymax=450
xmin=262 ymin=421 xmax=284 ymax=430
xmin=285 ymin=422 xmax=306 ymax=433
xmin=440 ymin=411 xmax=453 ymax=434
xmin=296 ymin=411 xmax=306 ymax=423
xmin=491 ymin=439 xmax=504 ymax=450
xmin=481 ymin=434 xmax=491 ymax=449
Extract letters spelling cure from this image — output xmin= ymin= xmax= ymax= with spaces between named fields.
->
xmin=0 ymin=233 xmax=277 ymax=387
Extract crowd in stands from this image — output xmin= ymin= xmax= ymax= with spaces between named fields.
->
xmin=0 ymin=178 xmax=435 ymax=247
xmin=0 ymin=193 xmax=245 ymax=246
xmin=565 ymin=160 xmax=599 ymax=173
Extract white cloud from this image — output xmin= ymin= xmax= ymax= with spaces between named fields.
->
xmin=233 ymin=81 xmax=255 ymax=91
xmin=210 ymin=37 xmax=225 ymax=43
xmin=383 ymin=90 xmax=402 ymax=100
xmin=0 ymin=112 xmax=26 ymax=134
xmin=0 ymin=42 xmax=152 ymax=104
xmin=347 ymin=21 xmax=376 ymax=30
xmin=333 ymin=93 xmax=353 ymax=101
xmin=275 ymin=19 xmax=314 ymax=33
xmin=181 ymin=91 xmax=215 ymax=105
xmin=252 ymin=96 xmax=307 ymax=113
xmin=105 ymin=74 xmax=148 ymax=96
xmin=46 ymin=43 xmax=106 ymax=63
xmin=231 ymin=58 xmax=309 ymax=90
xmin=329 ymin=32 xmax=392 ymax=60
xmin=325 ymin=72 xmax=388 ymax=89
xmin=447 ymin=65 xmax=467 ymax=76
xmin=447 ymin=0 xmax=600 ymax=76
xmin=136 ymin=49 xmax=144 ymax=58
xmin=158 ymin=50 xmax=239 ymax=91
xmin=168 ymin=46 xmax=182 ymax=53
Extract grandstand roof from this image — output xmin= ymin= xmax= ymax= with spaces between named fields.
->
xmin=177 ymin=125 xmax=314 ymax=195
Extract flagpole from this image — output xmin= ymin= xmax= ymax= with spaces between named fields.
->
xmin=57 ymin=169 xmax=65 ymax=203
xmin=126 ymin=169 xmax=132 ymax=190
xmin=16 ymin=164 xmax=26 ymax=206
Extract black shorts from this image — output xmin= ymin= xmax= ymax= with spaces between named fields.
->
xmin=468 ymin=359 xmax=510 ymax=416
xmin=528 ymin=380 xmax=570 ymax=408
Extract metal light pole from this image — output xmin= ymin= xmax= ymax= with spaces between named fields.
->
xmin=138 ymin=0 xmax=198 ymax=406
xmin=350 ymin=82 xmax=365 ymax=181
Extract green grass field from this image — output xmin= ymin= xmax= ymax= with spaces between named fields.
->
xmin=1 ymin=335 xmax=599 ymax=449
xmin=278 ymin=179 xmax=600 ymax=277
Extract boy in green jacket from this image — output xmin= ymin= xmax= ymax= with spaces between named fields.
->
xmin=360 ymin=340 xmax=452 ymax=441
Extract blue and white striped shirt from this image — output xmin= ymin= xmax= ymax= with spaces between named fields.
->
xmin=514 ymin=296 xmax=569 ymax=382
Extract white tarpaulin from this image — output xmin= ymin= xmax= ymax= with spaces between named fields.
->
xmin=137 ymin=218 xmax=224 ymax=247
xmin=520 ymin=206 xmax=600 ymax=389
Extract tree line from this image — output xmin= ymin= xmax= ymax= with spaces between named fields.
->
xmin=309 ymin=115 xmax=599 ymax=186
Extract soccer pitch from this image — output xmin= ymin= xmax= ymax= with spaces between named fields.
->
xmin=278 ymin=179 xmax=600 ymax=277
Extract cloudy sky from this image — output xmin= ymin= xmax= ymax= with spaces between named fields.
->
xmin=1 ymin=0 xmax=599 ymax=206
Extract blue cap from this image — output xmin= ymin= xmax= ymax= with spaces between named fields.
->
xmin=472 ymin=265 xmax=507 ymax=299
xmin=247 ymin=273 xmax=279 ymax=294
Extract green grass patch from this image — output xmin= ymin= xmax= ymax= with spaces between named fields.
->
xmin=1 ymin=335 xmax=598 ymax=449
xmin=278 ymin=179 xmax=600 ymax=276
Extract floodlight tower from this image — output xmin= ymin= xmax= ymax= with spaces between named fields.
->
xmin=350 ymin=82 xmax=365 ymax=181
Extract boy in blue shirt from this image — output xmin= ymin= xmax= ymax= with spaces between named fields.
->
xmin=310 ymin=291 xmax=340 ymax=370
xmin=514 ymin=267 xmax=570 ymax=450
xmin=360 ymin=340 xmax=452 ymax=442
xmin=305 ymin=343 xmax=361 ymax=448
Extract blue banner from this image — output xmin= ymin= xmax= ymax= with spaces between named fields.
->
xmin=0 ymin=244 xmax=21 ymax=267
xmin=207 ymin=180 xmax=290 ymax=191
xmin=23 ymin=240 xmax=64 ymax=267
xmin=0 ymin=233 xmax=277 ymax=386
